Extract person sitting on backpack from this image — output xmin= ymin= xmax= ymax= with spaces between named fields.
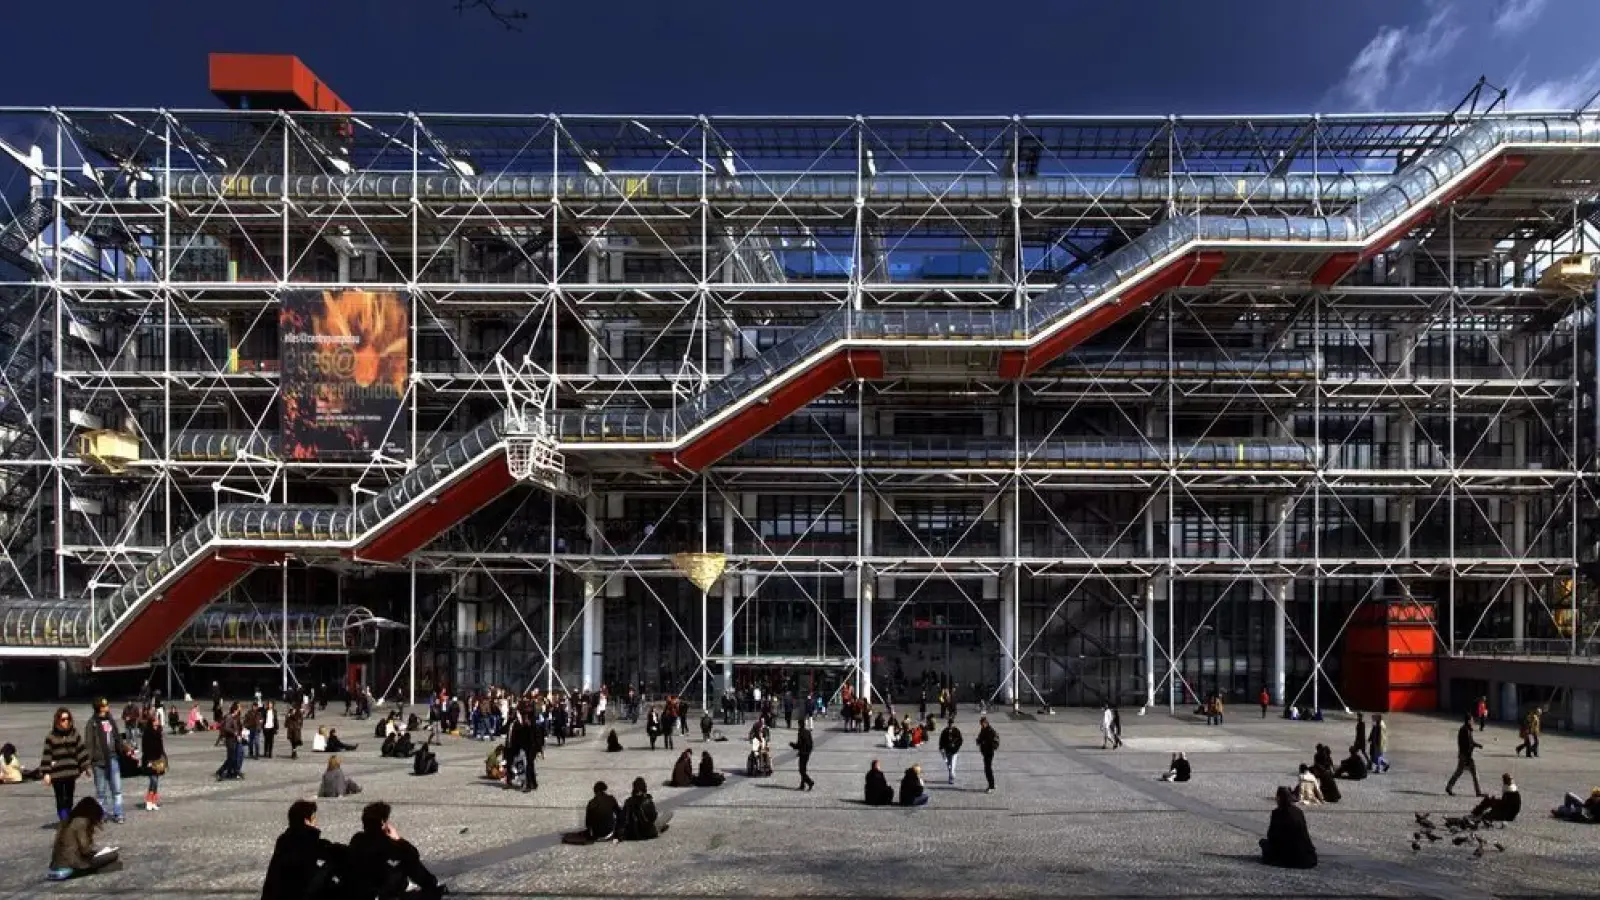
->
xmin=605 ymin=730 xmax=623 ymax=753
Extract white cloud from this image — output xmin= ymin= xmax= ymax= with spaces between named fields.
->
xmin=1506 ymin=60 xmax=1600 ymax=110
xmin=1336 ymin=4 xmax=1464 ymax=110
xmin=1493 ymin=0 xmax=1548 ymax=35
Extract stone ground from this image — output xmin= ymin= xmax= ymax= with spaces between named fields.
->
xmin=0 ymin=703 xmax=1595 ymax=899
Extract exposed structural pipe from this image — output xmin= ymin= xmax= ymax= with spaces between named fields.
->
xmin=166 ymin=171 xmax=1393 ymax=205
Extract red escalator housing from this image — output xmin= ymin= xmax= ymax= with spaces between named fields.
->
xmin=998 ymin=251 xmax=1224 ymax=379
xmin=656 ymin=349 xmax=885 ymax=473
xmin=353 ymin=455 xmax=519 ymax=564
xmin=95 ymin=547 xmax=286 ymax=669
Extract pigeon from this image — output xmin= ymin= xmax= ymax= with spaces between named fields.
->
xmin=1493 ymin=842 xmax=1505 ymax=853
xmin=1425 ymin=832 xmax=1441 ymax=842
xmin=1411 ymin=841 xmax=1421 ymax=853
xmin=1453 ymin=836 xmax=1470 ymax=845
xmin=1415 ymin=813 xmax=1436 ymax=829
xmin=459 ymin=827 xmax=469 ymax=834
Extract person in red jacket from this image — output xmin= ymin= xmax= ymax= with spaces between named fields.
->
xmin=1260 ymin=688 xmax=1271 ymax=719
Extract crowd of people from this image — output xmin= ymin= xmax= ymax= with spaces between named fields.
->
xmin=7 ymin=678 xmax=1598 ymax=889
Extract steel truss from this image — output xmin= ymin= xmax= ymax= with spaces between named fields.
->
xmin=0 ymin=106 xmax=1596 ymax=708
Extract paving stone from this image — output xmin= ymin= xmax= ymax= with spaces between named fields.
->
xmin=0 ymin=702 xmax=1595 ymax=897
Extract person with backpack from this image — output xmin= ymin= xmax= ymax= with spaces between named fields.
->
xmin=976 ymin=716 xmax=999 ymax=793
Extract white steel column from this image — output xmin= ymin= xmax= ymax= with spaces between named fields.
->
xmin=581 ymin=576 xmax=602 ymax=690
xmin=1510 ymin=336 xmax=1529 ymax=651
xmin=857 ymin=568 xmax=874 ymax=701
xmin=999 ymin=404 xmax=1018 ymax=704
xmin=721 ymin=492 xmax=735 ymax=694
xmin=1271 ymin=500 xmax=1287 ymax=707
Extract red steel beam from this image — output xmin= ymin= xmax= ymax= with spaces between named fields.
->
xmin=95 ymin=548 xmax=285 ymax=669
xmin=354 ymin=456 xmax=519 ymax=564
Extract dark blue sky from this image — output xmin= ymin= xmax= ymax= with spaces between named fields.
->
xmin=0 ymin=0 xmax=1595 ymax=114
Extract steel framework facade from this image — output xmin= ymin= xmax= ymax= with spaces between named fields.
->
xmin=0 ymin=106 xmax=1597 ymax=709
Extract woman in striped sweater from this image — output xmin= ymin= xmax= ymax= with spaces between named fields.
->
xmin=41 ymin=707 xmax=89 ymax=823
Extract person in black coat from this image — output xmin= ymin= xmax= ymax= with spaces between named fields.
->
xmin=344 ymin=802 xmax=443 ymax=900
xmin=620 ymin=776 xmax=670 ymax=840
xmin=584 ymin=781 xmax=620 ymax=841
xmin=898 ymin=765 xmax=928 ymax=807
xmin=1334 ymin=744 xmax=1368 ymax=780
xmin=1260 ymin=786 xmax=1317 ymax=868
xmin=793 ymin=722 xmax=815 ymax=791
xmin=864 ymin=760 xmax=894 ymax=805
xmin=1471 ymin=773 xmax=1521 ymax=822
xmin=505 ymin=712 xmax=537 ymax=792
xmin=1160 ymin=752 xmax=1191 ymax=782
xmin=694 ymin=752 xmax=725 ymax=787
xmin=261 ymin=800 xmax=346 ymax=900
xmin=605 ymin=729 xmax=623 ymax=753
xmin=669 ymin=749 xmax=694 ymax=787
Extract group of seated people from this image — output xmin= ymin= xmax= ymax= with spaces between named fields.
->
xmin=565 ymin=778 xmax=670 ymax=844
xmin=861 ymin=760 xmax=929 ymax=807
xmin=262 ymin=799 xmax=444 ymax=899
xmin=886 ymin=714 xmax=939 ymax=750
xmin=667 ymin=750 xmax=727 ymax=788
xmin=1293 ymin=745 xmax=1343 ymax=805
xmin=380 ymin=731 xmax=417 ymax=759
xmin=312 ymin=727 xmax=356 ymax=753
xmin=1282 ymin=706 xmax=1325 ymax=722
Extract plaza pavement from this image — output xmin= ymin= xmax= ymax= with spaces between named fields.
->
xmin=0 ymin=701 xmax=1595 ymax=898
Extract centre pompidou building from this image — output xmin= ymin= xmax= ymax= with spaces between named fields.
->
xmin=0 ymin=56 xmax=1597 ymax=713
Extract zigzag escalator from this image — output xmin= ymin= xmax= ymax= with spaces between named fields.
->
xmin=0 ymin=116 xmax=1595 ymax=668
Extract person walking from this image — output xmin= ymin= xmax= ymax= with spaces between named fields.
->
xmin=939 ymin=718 xmax=963 ymax=785
xmin=794 ymin=720 xmax=815 ymax=791
xmin=1445 ymin=713 xmax=1484 ymax=797
xmin=262 ymin=701 xmax=279 ymax=759
xmin=1110 ymin=707 xmax=1123 ymax=749
xmin=40 ymin=707 xmax=89 ymax=823
xmin=83 ymin=698 xmax=129 ymax=824
xmin=141 ymin=711 xmax=167 ymax=812
xmin=285 ymin=706 xmax=304 ymax=760
xmin=1474 ymin=696 xmax=1489 ymax=732
xmin=1100 ymin=705 xmax=1115 ymax=749
xmin=1368 ymin=713 xmax=1389 ymax=774
xmin=1515 ymin=707 xmax=1542 ymax=758
xmin=645 ymin=707 xmax=661 ymax=751
xmin=976 ymin=716 xmax=999 ymax=793
xmin=1354 ymin=712 xmax=1369 ymax=768
xmin=1259 ymin=687 xmax=1271 ymax=719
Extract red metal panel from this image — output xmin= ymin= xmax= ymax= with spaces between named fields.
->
xmin=661 ymin=350 xmax=884 ymax=472
xmin=1311 ymin=252 xmax=1361 ymax=286
xmin=95 ymin=548 xmax=284 ymax=669
xmin=355 ymin=455 xmax=518 ymax=564
xmin=209 ymin=53 xmax=351 ymax=114
xmin=1463 ymin=154 xmax=1528 ymax=198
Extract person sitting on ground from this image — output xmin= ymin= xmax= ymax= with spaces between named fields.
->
xmin=1471 ymin=773 xmax=1521 ymax=822
xmin=47 ymin=798 xmax=119 ymax=881
xmin=1334 ymin=744 xmax=1368 ymax=780
xmin=899 ymin=764 xmax=929 ymax=807
xmin=1295 ymin=764 xmax=1324 ymax=805
xmin=1551 ymin=786 xmax=1600 ymax=822
xmin=345 ymin=801 xmax=444 ymax=900
xmin=485 ymin=745 xmax=505 ymax=781
xmin=1 ymin=742 xmax=27 ymax=783
xmin=669 ymin=749 xmax=694 ymax=787
xmin=1260 ymin=785 xmax=1317 ymax=868
xmin=313 ymin=727 xmax=329 ymax=753
xmin=873 ymin=712 xmax=887 ymax=731
xmin=412 ymin=744 xmax=438 ymax=776
xmin=318 ymin=755 xmax=361 ymax=798
xmin=380 ymin=733 xmax=398 ymax=758
xmin=1312 ymin=743 xmax=1334 ymax=772
xmin=605 ymin=729 xmax=623 ymax=753
xmin=1311 ymin=759 xmax=1341 ymax=803
xmin=262 ymin=799 xmax=346 ymax=900
xmin=621 ymin=776 xmax=670 ymax=840
xmin=885 ymin=720 xmax=900 ymax=749
xmin=1160 ymin=752 xmax=1191 ymax=783
xmin=584 ymin=781 xmax=620 ymax=841
xmin=393 ymin=732 xmax=414 ymax=758
xmin=694 ymin=752 xmax=725 ymax=787
xmin=405 ymin=713 xmax=421 ymax=733
xmin=864 ymin=760 xmax=895 ymax=805
xmin=325 ymin=728 xmax=355 ymax=753
xmin=186 ymin=704 xmax=203 ymax=733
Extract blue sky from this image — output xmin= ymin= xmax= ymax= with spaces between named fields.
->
xmin=0 ymin=0 xmax=1595 ymax=114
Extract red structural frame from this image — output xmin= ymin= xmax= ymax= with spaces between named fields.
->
xmin=96 ymin=548 xmax=287 ymax=668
